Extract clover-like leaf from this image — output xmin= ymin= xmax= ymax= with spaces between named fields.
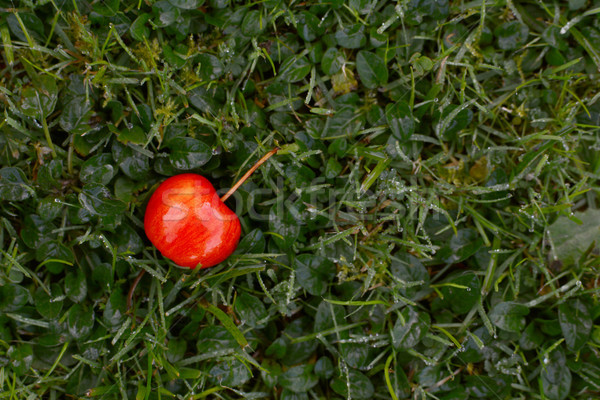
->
xmin=294 ymin=254 xmax=336 ymax=296
xmin=356 ymin=51 xmax=388 ymax=89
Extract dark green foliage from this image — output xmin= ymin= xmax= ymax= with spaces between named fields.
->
xmin=1 ymin=0 xmax=599 ymax=399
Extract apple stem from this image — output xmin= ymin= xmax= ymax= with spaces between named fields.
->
xmin=220 ymin=147 xmax=279 ymax=202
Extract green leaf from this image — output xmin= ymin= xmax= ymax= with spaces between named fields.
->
xmin=519 ymin=322 xmax=544 ymax=350
xmin=93 ymin=0 xmax=118 ymax=16
xmin=494 ymin=21 xmax=529 ymax=51
xmin=168 ymin=137 xmax=212 ymax=170
xmin=37 ymin=159 xmax=63 ymax=191
xmin=314 ymin=357 xmax=334 ymax=379
xmin=314 ymin=300 xmax=345 ymax=333
xmin=390 ymin=253 xmax=430 ymax=300
xmin=152 ymin=1 xmax=181 ymax=27
xmin=117 ymin=125 xmax=146 ymax=145
xmin=65 ymin=268 xmax=88 ymax=303
xmin=163 ymin=44 xmax=187 ymax=68
xmin=21 ymin=214 xmax=55 ymax=249
xmin=235 ymin=228 xmax=265 ymax=254
xmin=489 ymin=301 xmax=529 ymax=333
xmin=280 ymin=55 xmax=312 ymax=83
xmin=20 ymin=75 xmax=58 ymax=118
xmin=7 ymin=12 xmax=45 ymax=42
xmin=356 ymin=51 xmax=388 ymax=89
xmin=209 ymin=358 xmax=252 ymax=387
xmin=36 ymin=241 xmax=74 ymax=274
xmin=335 ymin=24 xmax=366 ymax=49
xmin=130 ymin=13 xmax=151 ymax=41
xmin=0 ymin=284 xmax=30 ymax=312
xmin=7 ymin=344 xmax=33 ymax=377
xmin=330 ymin=369 xmax=374 ymax=400
xmin=168 ymin=0 xmax=199 ymax=9
xmin=59 ymin=97 xmax=93 ymax=134
xmin=279 ymin=364 xmax=318 ymax=393
xmin=269 ymin=204 xmax=301 ymax=250
xmin=568 ymin=0 xmax=586 ymax=10
xmin=34 ymin=284 xmax=63 ymax=320
xmin=281 ymin=317 xmax=318 ymax=365
xmin=559 ymin=299 xmax=592 ymax=351
xmin=297 ymin=11 xmax=323 ymax=42
xmin=408 ymin=0 xmax=449 ymax=21
xmin=391 ymin=306 xmax=431 ymax=350
xmin=439 ymin=272 xmax=481 ymax=314
xmin=294 ymin=254 xmax=336 ymax=296
xmin=103 ymin=290 xmax=126 ymax=326
xmin=79 ymin=184 xmax=127 ymax=217
xmin=548 ymin=208 xmax=600 ymax=267
xmin=80 ymin=153 xmax=116 ymax=185
xmin=199 ymin=301 xmax=249 ymax=349
xmin=437 ymin=105 xmax=473 ymax=141
xmin=0 ymin=167 xmax=33 ymax=201
xmin=197 ymin=53 xmax=225 ymax=81
xmin=321 ymin=47 xmax=343 ymax=75
xmin=241 ymin=10 xmax=265 ymax=37
xmin=68 ymin=304 xmax=95 ymax=339
xmin=166 ymin=338 xmax=187 ymax=363
xmin=465 ymin=375 xmax=511 ymax=398
xmin=114 ymin=223 xmax=144 ymax=255
xmin=235 ymin=292 xmax=268 ymax=328
xmin=386 ymin=101 xmax=415 ymax=141
xmin=440 ymin=228 xmax=483 ymax=264
xmin=112 ymin=141 xmax=151 ymax=181
xmin=196 ymin=326 xmax=237 ymax=354
xmin=37 ymin=196 xmax=63 ymax=221
xmin=541 ymin=347 xmax=571 ymax=400
xmin=325 ymin=158 xmax=342 ymax=178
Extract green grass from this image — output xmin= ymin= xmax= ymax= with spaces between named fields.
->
xmin=1 ymin=0 xmax=600 ymax=399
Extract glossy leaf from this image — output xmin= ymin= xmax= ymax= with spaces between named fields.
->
xmin=235 ymin=292 xmax=268 ymax=328
xmin=386 ymin=101 xmax=415 ymax=141
xmin=168 ymin=137 xmax=212 ymax=170
xmin=65 ymin=268 xmax=88 ymax=303
xmin=391 ymin=306 xmax=431 ymax=350
xmin=489 ymin=301 xmax=529 ymax=333
xmin=321 ymin=47 xmax=343 ymax=75
xmin=59 ymin=97 xmax=93 ymax=134
xmin=541 ymin=348 xmax=571 ymax=400
xmin=439 ymin=272 xmax=481 ymax=314
xmin=0 ymin=167 xmax=33 ymax=201
xmin=198 ymin=53 xmax=225 ymax=81
xmin=335 ymin=24 xmax=366 ymax=49
xmin=495 ymin=21 xmax=529 ymax=51
xmin=559 ymin=299 xmax=592 ymax=351
xmin=68 ymin=304 xmax=95 ymax=339
xmin=79 ymin=184 xmax=127 ymax=217
xmin=279 ymin=365 xmax=318 ymax=393
xmin=241 ymin=10 xmax=265 ymax=37
xmin=294 ymin=254 xmax=336 ymax=296
xmin=330 ymin=369 xmax=374 ymax=399
xmin=20 ymin=76 xmax=57 ymax=118
xmin=356 ymin=51 xmax=388 ymax=89
xmin=80 ymin=154 xmax=116 ymax=185
xmin=548 ymin=208 xmax=600 ymax=267
xmin=0 ymin=284 xmax=30 ymax=312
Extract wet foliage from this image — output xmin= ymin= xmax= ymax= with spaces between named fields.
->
xmin=1 ymin=0 xmax=600 ymax=398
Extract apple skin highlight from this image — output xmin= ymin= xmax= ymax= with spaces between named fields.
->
xmin=144 ymin=173 xmax=241 ymax=269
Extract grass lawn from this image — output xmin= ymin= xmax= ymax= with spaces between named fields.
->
xmin=1 ymin=0 xmax=600 ymax=398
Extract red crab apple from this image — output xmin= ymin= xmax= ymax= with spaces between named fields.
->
xmin=144 ymin=173 xmax=241 ymax=268
xmin=143 ymin=148 xmax=278 ymax=269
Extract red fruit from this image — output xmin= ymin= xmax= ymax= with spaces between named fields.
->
xmin=144 ymin=173 xmax=241 ymax=269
